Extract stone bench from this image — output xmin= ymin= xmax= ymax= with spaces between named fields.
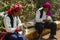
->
xmin=24 ymin=21 xmax=60 ymax=40
xmin=0 ymin=21 xmax=60 ymax=40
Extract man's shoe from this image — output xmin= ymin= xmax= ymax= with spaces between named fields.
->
xmin=47 ymin=36 xmax=57 ymax=40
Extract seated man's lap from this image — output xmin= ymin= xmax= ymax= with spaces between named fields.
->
xmin=44 ymin=22 xmax=57 ymax=29
xmin=4 ymin=33 xmax=23 ymax=40
xmin=35 ymin=22 xmax=57 ymax=32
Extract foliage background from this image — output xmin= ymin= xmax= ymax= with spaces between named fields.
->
xmin=0 ymin=0 xmax=60 ymax=23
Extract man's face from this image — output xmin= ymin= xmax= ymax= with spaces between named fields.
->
xmin=44 ymin=7 xmax=49 ymax=12
xmin=13 ymin=11 xmax=21 ymax=16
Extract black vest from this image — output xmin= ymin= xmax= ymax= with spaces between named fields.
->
xmin=39 ymin=9 xmax=48 ymax=18
xmin=3 ymin=15 xmax=13 ymax=28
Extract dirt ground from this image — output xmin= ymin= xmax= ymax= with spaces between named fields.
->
xmin=43 ymin=30 xmax=60 ymax=40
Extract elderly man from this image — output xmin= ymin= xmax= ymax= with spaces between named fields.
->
xmin=35 ymin=2 xmax=57 ymax=40
xmin=3 ymin=4 xmax=28 ymax=40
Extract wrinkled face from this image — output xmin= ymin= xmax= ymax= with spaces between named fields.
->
xmin=13 ymin=11 xmax=21 ymax=16
xmin=12 ymin=9 xmax=22 ymax=16
xmin=44 ymin=7 xmax=49 ymax=12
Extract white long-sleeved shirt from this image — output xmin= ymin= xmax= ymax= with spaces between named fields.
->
xmin=35 ymin=7 xmax=53 ymax=23
xmin=3 ymin=15 xmax=23 ymax=33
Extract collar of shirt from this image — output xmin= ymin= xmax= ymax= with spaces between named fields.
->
xmin=43 ymin=11 xmax=47 ymax=14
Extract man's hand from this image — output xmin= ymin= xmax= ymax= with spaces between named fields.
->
xmin=16 ymin=27 xmax=22 ymax=32
xmin=21 ymin=24 xmax=26 ymax=29
xmin=43 ymin=19 xmax=50 ymax=22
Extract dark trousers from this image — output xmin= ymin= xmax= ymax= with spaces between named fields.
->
xmin=35 ymin=22 xmax=57 ymax=36
xmin=3 ymin=32 xmax=28 ymax=40
xmin=3 ymin=33 xmax=23 ymax=40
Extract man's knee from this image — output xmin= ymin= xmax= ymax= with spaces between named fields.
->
xmin=53 ymin=22 xmax=57 ymax=26
xmin=11 ymin=34 xmax=17 ymax=39
xmin=11 ymin=34 xmax=23 ymax=40
xmin=35 ymin=23 xmax=43 ymax=30
xmin=49 ymin=22 xmax=57 ymax=32
xmin=35 ymin=22 xmax=44 ymax=34
xmin=50 ymin=22 xmax=57 ymax=28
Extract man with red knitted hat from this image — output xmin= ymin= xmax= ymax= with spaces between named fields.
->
xmin=3 ymin=4 xmax=28 ymax=40
xmin=35 ymin=2 xmax=57 ymax=40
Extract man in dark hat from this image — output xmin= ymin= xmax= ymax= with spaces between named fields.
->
xmin=35 ymin=2 xmax=57 ymax=40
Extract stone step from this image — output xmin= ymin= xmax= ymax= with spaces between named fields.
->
xmin=24 ymin=21 xmax=60 ymax=40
